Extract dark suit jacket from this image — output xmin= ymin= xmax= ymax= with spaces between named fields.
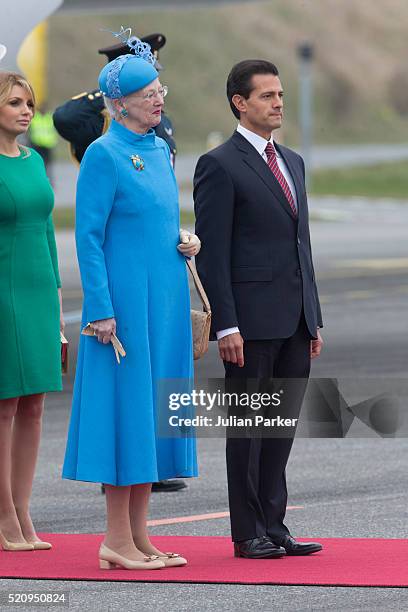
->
xmin=194 ymin=130 xmax=323 ymax=341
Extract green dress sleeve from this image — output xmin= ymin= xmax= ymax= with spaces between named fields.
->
xmin=46 ymin=214 xmax=62 ymax=288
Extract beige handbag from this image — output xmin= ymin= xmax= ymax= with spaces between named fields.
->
xmin=187 ymin=259 xmax=211 ymax=360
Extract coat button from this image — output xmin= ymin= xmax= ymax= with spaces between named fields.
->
xmin=297 ymin=237 xmax=301 ymax=245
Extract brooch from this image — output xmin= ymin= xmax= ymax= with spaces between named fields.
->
xmin=130 ymin=154 xmax=145 ymax=171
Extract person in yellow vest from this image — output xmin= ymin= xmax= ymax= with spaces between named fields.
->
xmin=28 ymin=107 xmax=58 ymax=180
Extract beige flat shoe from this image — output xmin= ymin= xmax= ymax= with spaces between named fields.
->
xmin=99 ymin=544 xmax=165 ymax=570
xmin=132 ymin=537 xmax=188 ymax=567
xmin=31 ymin=540 xmax=52 ymax=551
xmin=0 ymin=530 xmax=34 ymax=552
xmin=157 ymin=552 xmax=187 ymax=567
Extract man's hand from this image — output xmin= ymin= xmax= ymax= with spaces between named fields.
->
xmin=311 ymin=329 xmax=323 ymax=359
xmin=218 ymin=332 xmax=244 ymax=367
xmin=91 ymin=318 xmax=116 ymax=345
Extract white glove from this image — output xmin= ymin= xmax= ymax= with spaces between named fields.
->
xmin=177 ymin=229 xmax=201 ymax=257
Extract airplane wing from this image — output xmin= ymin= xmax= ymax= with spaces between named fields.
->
xmin=58 ymin=0 xmax=254 ymax=11
xmin=1 ymin=0 xmax=253 ymax=70
xmin=0 ymin=0 xmax=63 ymax=71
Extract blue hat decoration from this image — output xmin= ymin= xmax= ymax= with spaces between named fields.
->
xmin=98 ymin=27 xmax=159 ymax=98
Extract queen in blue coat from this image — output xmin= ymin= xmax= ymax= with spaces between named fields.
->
xmin=63 ymin=36 xmax=200 ymax=571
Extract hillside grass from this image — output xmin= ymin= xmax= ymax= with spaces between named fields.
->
xmin=53 ymin=159 xmax=408 ymax=231
xmin=54 ymin=207 xmax=195 ymax=229
xmin=48 ymin=1 xmax=408 ymax=153
xmin=311 ymin=160 xmax=408 ymax=199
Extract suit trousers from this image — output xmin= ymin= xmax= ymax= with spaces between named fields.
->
xmin=224 ymin=312 xmax=312 ymax=542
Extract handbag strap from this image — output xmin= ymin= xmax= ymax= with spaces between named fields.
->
xmin=186 ymin=259 xmax=211 ymax=314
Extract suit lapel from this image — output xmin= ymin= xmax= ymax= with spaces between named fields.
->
xmin=232 ymin=131 xmax=296 ymax=221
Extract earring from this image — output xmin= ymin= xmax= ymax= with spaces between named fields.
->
xmin=120 ymin=107 xmax=128 ymax=118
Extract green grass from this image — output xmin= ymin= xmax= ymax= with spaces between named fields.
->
xmin=54 ymin=207 xmax=195 ymax=230
xmin=187 ymin=158 xmax=408 ymax=204
xmin=180 ymin=210 xmax=196 ymax=226
xmin=48 ymin=3 xmax=408 ymax=151
xmin=53 ymin=160 xmax=408 ymax=230
xmin=53 ymin=207 xmax=75 ymax=229
xmin=311 ymin=160 xmax=408 ymax=199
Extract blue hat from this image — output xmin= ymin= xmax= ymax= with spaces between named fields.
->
xmin=99 ymin=54 xmax=158 ymax=99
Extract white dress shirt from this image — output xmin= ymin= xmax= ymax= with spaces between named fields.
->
xmin=216 ymin=124 xmax=298 ymax=341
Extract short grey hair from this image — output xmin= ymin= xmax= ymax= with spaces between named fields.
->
xmin=103 ymin=95 xmax=119 ymax=119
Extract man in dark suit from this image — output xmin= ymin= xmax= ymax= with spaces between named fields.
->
xmin=194 ymin=60 xmax=323 ymax=559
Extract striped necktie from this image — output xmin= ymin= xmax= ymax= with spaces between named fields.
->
xmin=265 ymin=142 xmax=297 ymax=218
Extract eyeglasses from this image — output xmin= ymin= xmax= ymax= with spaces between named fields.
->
xmin=135 ymin=85 xmax=168 ymax=101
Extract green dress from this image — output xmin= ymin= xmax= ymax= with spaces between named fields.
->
xmin=0 ymin=147 xmax=62 ymax=400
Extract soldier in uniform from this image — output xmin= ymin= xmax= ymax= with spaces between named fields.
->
xmin=53 ymin=33 xmax=184 ymax=493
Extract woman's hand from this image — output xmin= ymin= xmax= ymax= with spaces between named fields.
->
xmin=91 ymin=318 xmax=117 ymax=344
xmin=177 ymin=229 xmax=201 ymax=257
xmin=58 ymin=288 xmax=65 ymax=333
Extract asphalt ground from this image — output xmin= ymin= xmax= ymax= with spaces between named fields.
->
xmin=1 ymin=197 xmax=407 ymax=611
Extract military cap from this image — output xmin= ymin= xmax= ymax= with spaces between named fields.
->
xmin=98 ymin=33 xmax=166 ymax=63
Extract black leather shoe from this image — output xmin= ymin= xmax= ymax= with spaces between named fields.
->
xmin=151 ymin=480 xmax=187 ymax=493
xmin=234 ymin=536 xmax=286 ymax=559
xmin=273 ymin=535 xmax=322 ymax=556
xmin=102 ymin=481 xmax=187 ymax=494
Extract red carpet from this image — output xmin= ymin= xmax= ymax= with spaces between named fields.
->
xmin=1 ymin=535 xmax=407 ymax=587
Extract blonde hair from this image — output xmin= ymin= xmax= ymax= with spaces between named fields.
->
xmin=0 ymin=71 xmax=36 ymax=110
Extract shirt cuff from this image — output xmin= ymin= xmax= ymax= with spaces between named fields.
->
xmin=216 ymin=327 xmax=240 ymax=340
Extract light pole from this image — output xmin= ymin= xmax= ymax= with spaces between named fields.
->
xmin=297 ymin=42 xmax=314 ymax=189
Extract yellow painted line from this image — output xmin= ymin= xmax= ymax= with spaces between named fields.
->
xmin=319 ymin=292 xmax=376 ymax=303
xmin=319 ymin=284 xmax=408 ymax=303
xmin=147 ymin=507 xmax=303 ymax=527
xmin=318 ymin=269 xmax=407 ymax=280
xmin=334 ymin=258 xmax=408 ymax=270
xmin=343 ymin=290 xmax=376 ymax=300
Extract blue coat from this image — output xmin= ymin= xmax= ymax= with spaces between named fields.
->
xmin=63 ymin=120 xmax=197 ymax=485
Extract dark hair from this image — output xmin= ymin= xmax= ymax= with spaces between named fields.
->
xmin=226 ymin=60 xmax=279 ymax=119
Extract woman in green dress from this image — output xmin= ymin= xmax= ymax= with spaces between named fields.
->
xmin=0 ymin=72 xmax=63 ymax=552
